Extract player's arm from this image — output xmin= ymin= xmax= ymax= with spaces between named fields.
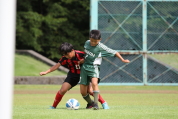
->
xmin=39 ymin=62 xmax=61 ymax=76
xmin=99 ymin=43 xmax=130 ymax=63
xmin=115 ymin=52 xmax=130 ymax=63
xmin=77 ymin=51 xmax=85 ymax=64
xmin=78 ymin=59 xmax=85 ymax=64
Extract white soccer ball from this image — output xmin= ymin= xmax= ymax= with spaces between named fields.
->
xmin=66 ymin=98 xmax=80 ymax=110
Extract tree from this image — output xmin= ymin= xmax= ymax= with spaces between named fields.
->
xmin=16 ymin=0 xmax=90 ymax=60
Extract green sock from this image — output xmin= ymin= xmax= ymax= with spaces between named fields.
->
xmin=93 ymin=91 xmax=99 ymax=105
xmin=83 ymin=93 xmax=93 ymax=104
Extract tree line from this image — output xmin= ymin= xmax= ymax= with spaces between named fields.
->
xmin=16 ymin=0 xmax=90 ymax=61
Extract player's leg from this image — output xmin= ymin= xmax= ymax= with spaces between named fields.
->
xmin=50 ymin=82 xmax=71 ymax=109
xmin=50 ymin=72 xmax=79 ymax=109
xmin=88 ymin=83 xmax=109 ymax=109
xmin=80 ymin=67 xmax=94 ymax=109
xmin=80 ymin=84 xmax=94 ymax=109
xmin=91 ymin=77 xmax=100 ymax=110
xmin=88 ymin=83 xmax=104 ymax=104
xmin=86 ymin=66 xmax=101 ymax=110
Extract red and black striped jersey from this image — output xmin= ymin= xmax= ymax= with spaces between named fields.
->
xmin=58 ymin=50 xmax=85 ymax=74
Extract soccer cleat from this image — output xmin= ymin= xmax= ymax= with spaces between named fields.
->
xmin=102 ymin=102 xmax=109 ymax=109
xmin=86 ymin=102 xmax=94 ymax=109
xmin=93 ymin=103 xmax=99 ymax=110
xmin=49 ymin=106 xmax=56 ymax=109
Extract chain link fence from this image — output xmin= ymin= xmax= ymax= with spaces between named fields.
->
xmin=147 ymin=1 xmax=178 ymax=50
xmin=92 ymin=0 xmax=178 ymax=85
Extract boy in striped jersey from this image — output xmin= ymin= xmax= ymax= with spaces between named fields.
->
xmin=79 ymin=30 xmax=130 ymax=110
xmin=39 ymin=42 xmax=109 ymax=109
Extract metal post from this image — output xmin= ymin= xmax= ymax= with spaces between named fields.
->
xmin=142 ymin=0 xmax=148 ymax=85
xmin=0 ymin=0 xmax=16 ymax=119
xmin=90 ymin=0 xmax=98 ymax=30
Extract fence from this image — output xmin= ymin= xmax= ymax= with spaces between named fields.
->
xmin=90 ymin=0 xmax=178 ymax=85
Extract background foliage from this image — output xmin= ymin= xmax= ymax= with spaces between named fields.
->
xmin=16 ymin=0 xmax=90 ymax=61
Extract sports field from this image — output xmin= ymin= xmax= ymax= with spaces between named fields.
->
xmin=13 ymin=54 xmax=178 ymax=119
xmin=13 ymin=85 xmax=178 ymax=119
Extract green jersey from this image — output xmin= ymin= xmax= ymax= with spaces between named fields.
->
xmin=83 ymin=40 xmax=117 ymax=70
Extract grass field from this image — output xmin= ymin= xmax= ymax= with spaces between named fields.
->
xmin=13 ymin=54 xmax=178 ymax=118
xmin=15 ymin=53 xmax=66 ymax=76
xmin=13 ymin=85 xmax=178 ymax=119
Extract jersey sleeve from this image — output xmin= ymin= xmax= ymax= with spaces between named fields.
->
xmin=75 ymin=50 xmax=85 ymax=59
xmin=58 ymin=56 xmax=67 ymax=65
xmin=99 ymin=42 xmax=117 ymax=57
xmin=84 ymin=40 xmax=90 ymax=49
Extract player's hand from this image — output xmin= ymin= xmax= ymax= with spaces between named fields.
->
xmin=39 ymin=72 xmax=46 ymax=76
xmin=78 ymin=59 xmax=85 ymax=64
xmin=122 ymin=59 xmax=130 ymax=63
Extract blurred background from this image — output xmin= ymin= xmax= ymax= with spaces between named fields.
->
xmin=15 ymin=0 xmax=90 ymax=78
xmin=15 ymin=0 xmax=178 ymax=85
xmin=16 ymin=0 xmax=90 ymax=61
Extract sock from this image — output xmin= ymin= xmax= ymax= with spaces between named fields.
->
xmin=52 ymin=91 xmax=64 ymax=108
xmin=93 ymin=91 xmax=99 ymax=105
xmin=89 ymin=93 xmax=105 ymax=104
xmin=83 ymin=93 xmax=93 ymax=104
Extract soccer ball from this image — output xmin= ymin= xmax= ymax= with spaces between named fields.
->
xmin=66 ymin=98 xmax=80 ymax=110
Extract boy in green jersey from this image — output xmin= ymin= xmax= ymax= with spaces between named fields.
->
xmin=79 ymin=30 xmax=130 ymax=110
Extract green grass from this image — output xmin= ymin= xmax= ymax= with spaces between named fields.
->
xmin=13 ymin=85 xmax=178 ymax=119
xmin=149 ymin=54 xmax=178 ymax=69
xmin=15 ymin=54 xmax=66 ymax=76
xmin=13 ymin=54 xmax=178 ymax=118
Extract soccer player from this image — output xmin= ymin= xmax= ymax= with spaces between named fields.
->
xmin=79 ymin=30 xmax=130 ymax=110
xmin=39 ymin=42 xmax=109 ymax=109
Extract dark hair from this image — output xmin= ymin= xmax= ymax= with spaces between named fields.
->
xmin=89 ymin=30 xmax=101 ymax=40
xmin=58 ymin=42 xmax=74 ymax=55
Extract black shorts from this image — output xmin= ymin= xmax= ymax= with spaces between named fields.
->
xmin=64 ymin=71 xmax=80 ymax=88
